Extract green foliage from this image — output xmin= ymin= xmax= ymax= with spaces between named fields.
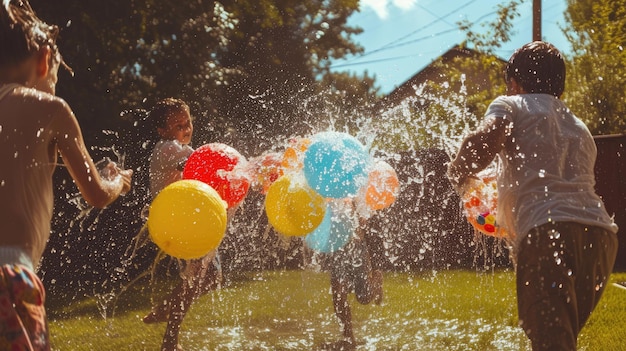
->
xmin=29 ymin=1 xmax=370 ymax=156
xmin=562 ymin=0 xmax=626 ymax=135
xmin=457 ymin=0 xmax=523 ymax=52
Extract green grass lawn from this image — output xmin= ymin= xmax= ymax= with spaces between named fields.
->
xmin=48 ymin=270 xmax=626 ymax=350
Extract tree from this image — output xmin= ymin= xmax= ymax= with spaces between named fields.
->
xmin=31 ymin=0 xmax=371 ymax=155
xmin=30 ymin=1 xmax=239 ymax=140
xmin=212 ymin=0 xmax=368 ymax=154
xmin=562 ymin=0 xmax=626 ymax=135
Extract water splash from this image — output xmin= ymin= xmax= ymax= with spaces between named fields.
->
xmin=43 ymin=80 xmax=514 ymax=349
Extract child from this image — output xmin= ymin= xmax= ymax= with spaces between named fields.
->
xmin=327 ymin=201 xmax=383 ymax=349
xmin=447 ymin=41 xmax=618 ymax=350
xmin=142 ymin=98 xmax=222 ymax=351
xmin=0 ymin=1 xmax=133 ymax=349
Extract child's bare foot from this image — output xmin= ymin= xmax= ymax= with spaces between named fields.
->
xmin=160 ymin=343 xmax=183 ymax=351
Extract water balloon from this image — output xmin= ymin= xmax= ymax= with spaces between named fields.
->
xmin=361 ymin=159 xmax=400 ymax=210
xmin=147 ymin=180 xmax=228 ymax=259
xmin=183 ymin=143 xmax=250 ymax=208
xmin=304 ymin=201 xmax=354 ymax=253
xmin=462 ymin=173 xmax=507 ymax=238
xmin=303 ymin=131 xmax=370 ymax=198
xmin=249 ymin=152 xmax=284 ymax=194
xmin=265 ymin=174 xmax=326 ymax=236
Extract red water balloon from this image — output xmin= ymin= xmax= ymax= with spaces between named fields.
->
xmin=183 ymin=143 xmax=250 ymax=208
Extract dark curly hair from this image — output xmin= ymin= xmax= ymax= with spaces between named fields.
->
xmin=504 ymin=41 xmax=565 ymax=98
xmin=149 ymin=98 xmax=191 ymax=129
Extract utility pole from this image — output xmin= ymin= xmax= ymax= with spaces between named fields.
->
xmin=533 ymin=0 xmax=542 ymax=41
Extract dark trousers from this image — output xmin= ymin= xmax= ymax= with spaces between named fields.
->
xmin=516 ymin=222 xmax=618 ymax=351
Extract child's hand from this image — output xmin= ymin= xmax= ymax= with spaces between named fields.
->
xmin=99 ymin=160 xmax=133 ymax=195
xmin=99 ymin=161 xmax=117 ymax=179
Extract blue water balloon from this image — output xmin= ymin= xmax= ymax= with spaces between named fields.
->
xmin=303 ymin=131 xmax=370 ymax=198
xmin=305 ymin=204 xmax=354 ymax=253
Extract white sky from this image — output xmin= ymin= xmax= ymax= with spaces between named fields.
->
xmin=360 ymin=0 xmax=419 ymax=19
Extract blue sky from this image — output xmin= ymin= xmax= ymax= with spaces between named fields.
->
xmin=331 ymin=0 xmax=570 ymax=94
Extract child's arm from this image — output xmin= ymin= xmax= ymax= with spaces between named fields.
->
xmin=447 ymin=116 xmax=508 ymax=192
xmin=50 ymin=100 xmax=132 ymax=208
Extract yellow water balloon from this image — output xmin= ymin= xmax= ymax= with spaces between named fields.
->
xmin=148 ymin=180 xmax=228 ymax=259
xmin=265 ymin=174 xmax=326 ymax=236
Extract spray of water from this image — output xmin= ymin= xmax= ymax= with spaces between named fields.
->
xmin=42 ymin=79 xmax=514 ymax=347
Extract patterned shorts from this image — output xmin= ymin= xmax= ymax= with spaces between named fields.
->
xmin=0 ymin=265 xmax=49 ymax=351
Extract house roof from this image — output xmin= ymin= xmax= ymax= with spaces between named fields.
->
xmin=379 ymin=44 xmax=504 ymax=107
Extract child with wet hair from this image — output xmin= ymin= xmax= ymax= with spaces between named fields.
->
xmin=143 ymin=97 xmax=222 ymax=351
xmin=0 ymin=0 xmax=132 ymax=349
xmin=448 ymin=41 xmax=618 ymax=350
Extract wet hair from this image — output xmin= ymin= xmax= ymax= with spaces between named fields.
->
xmin=0 ymin=0 xmax=71 ymax=72
xmin=149 ymin=98 xmax=190 ymax=129
xmin=504 ymin=41 xmax=565 ymax=97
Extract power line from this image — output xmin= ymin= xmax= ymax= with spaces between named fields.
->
xmin=345 ymin=0 xmax=478 ymax=62
xmin=333 ymin=2 xmax=522 ymax=70
xmin=331 ymin=53 xmax=425 ymax=69
xmin=370 ymin=27 xmax=459 ymax=52
xmin=331 ymin=27 xmax=461 ymax=69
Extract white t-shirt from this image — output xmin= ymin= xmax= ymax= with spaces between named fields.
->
xmin=149 ymin=139 xmax=194 ymax=196
xmin=486 ymin=94 xmax=618 ymax=246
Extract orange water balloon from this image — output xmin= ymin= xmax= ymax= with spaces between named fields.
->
xmin=363 ymin=160 xmax=400 ymax=210
xmin=281 ymin=137 xmax=311 ymax=172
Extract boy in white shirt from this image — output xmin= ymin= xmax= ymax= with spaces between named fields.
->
xmin=448 ymin=41 xmax=618 ymax=350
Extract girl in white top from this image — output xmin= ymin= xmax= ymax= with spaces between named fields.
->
xmin=149 ymin=139 xmax=193 ymax=196
xmin=144 ymin=98 xmax=221 ymax=351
